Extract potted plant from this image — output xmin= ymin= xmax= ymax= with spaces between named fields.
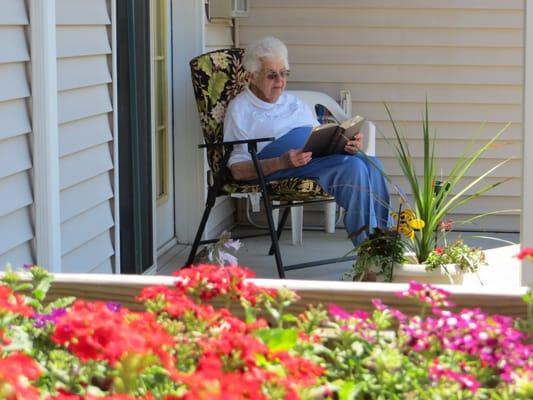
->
xmin=349 ymin=102 xmax=510 ymax=284
xmin=384 ymin=101 xmax=512 ymax=265
xmin=349 ymin=219 xmax=487 ymax=284
xmin=346 ymin=227 xmax=406 ymax=282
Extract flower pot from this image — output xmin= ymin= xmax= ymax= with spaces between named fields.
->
xmin=392 ymin=262 xmax=463 ymax=285
xmin=393 ymin=252 xmax=463 ymax=285
xmin=362 ymin=253 xmax=464 ymax=285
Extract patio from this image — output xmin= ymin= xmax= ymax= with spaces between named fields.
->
xmin=157 ymin=226 xmax=521 ymax=287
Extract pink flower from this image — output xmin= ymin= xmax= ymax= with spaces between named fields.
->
xmin=396 ymin=281 xmax=454 ymax=309
xmin=429 ymin=359 xmax=480 ymax=393
xmin=328 ymin=304 xmax=351 ymax=320
xmin=372 ymin=299 xmax=406 ymax=322
xmin=438 ymin=219 xmax=454 ymax=232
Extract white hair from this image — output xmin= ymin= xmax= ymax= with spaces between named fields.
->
xmin=243 ymin=36 xmax=289 ymax=74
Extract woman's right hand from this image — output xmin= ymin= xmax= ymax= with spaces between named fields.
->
xmin=280 ymin=149 xmax=312 ymax=169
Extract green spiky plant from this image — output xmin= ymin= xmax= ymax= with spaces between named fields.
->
xmin=385 ymin=101 xmax=513 ymax=263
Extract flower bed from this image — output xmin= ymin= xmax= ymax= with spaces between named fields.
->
xmin=0 ymin=261 xmax=531 ymax=399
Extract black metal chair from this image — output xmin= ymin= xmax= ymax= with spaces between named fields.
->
xmin=185 ymin=48 xmax=355 ymax=278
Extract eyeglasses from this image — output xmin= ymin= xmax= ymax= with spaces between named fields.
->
xmin=263 ymin=69 xmax=291 ymax=80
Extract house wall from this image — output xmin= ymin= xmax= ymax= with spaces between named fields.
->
xmin=56 ymin=0 xmax=116 ymax=273
xmin=238 ymin=0 xmax=524 ymax=232
xmin=0 ymin=0 xmax=117 ymax=273
xmin=0 ymin=0 xmax=35 ymax=268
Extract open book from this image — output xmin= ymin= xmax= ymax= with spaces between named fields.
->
xmin=302 ymin=115 xmax=366 ymax=157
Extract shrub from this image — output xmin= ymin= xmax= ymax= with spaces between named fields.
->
xmin=0 ymin=257 xmax=532 ymax=399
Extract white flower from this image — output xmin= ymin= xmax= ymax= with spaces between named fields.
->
xmin=211 ymin=52 xmax=229 ymax=69
xmin=224 ymin=238 xmax=242 ymax=251
xmin=211 ymin=102 xmax=226 ymax=123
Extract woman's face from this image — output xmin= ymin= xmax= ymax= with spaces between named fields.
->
xmin=249 ymin=58 xmax=289 ymax=103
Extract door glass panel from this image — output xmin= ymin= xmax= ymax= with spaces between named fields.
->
xmin=153 ymin=0 xmax=169 ymax=203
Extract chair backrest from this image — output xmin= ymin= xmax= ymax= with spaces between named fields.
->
xmin=288 ymin=89 xmax=376 ymax=156
xmin=190 ymin=48 xmax=247 ymax=173
xmin=287 ymin=90 xmax=349 ymax=123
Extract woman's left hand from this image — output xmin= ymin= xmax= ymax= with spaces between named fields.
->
xmin=344 ymin=132 xmax=363 ymax=155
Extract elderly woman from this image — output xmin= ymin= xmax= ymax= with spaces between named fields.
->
xmin=224 ymin=37 xmax=391 ymax=245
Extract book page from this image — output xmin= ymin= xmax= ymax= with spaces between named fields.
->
xmin=339 ymin=115 xmax=365 ymax=140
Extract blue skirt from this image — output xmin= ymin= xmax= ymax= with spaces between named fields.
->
xmin=258 ymin=127 xmax=391 ymax=245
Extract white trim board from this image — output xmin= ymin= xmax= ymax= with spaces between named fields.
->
xmin=522 ymin=2 xmax=533 ymax=285
xmin=30 ymin=0 xmax=62 ymax=272
xmin=110 ymin=0 xmax=120 ymax=274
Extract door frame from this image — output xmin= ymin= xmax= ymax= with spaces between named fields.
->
xmin=117 ymin=0 xmax=154 ymax=274
xmin=150 ymin=0 xmax=177 ymax=260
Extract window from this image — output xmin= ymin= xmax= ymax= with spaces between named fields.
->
xmin=152 ymin=0 xmax=170 ymax=203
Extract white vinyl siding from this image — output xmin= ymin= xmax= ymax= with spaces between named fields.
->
xmin=205 ymin=19 xmax=234 ymax=51
xmin=56 ymin=0 xmax=116 ymax=273
xmin=239 ymin=0 xmax=523 ymax=231
xmin=0 ymin=0 xmax=35 ymax=270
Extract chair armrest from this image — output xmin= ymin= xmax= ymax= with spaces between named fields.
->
xmin=199 ymin=137 xmax=274 ymax=149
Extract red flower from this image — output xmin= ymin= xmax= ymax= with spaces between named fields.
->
xmin=171 ymin=264 xmax=278 ymax=305
xmin=0 ymin=285 xmax=34 ymax=317
xmin=48 ymin=393 xmax=154 ymax=400
xmin=434 ymin=247 xmax=444 ymax=255
xmin=51 ymin=300 xmax=175 ymax=372
xmin=0 ymin=353 xmax=41 ymax=400
xmin=515 ymin=247 xmax=533 ymax=261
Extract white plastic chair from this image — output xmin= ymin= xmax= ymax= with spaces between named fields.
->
xmin=285 ymin=90 xmax=377 ymax=245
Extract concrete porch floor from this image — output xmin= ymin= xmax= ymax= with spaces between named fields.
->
xmin=156 ymin=227 xmax=522 ymax=287
xmin=156 ymin=228 xmax=520 ymax=287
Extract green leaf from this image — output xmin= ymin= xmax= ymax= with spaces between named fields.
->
xmin=2 ymin=325 xmax=33 ymax=353
xmin=31 ymin=273 xmax=53 ymax=302
xmin=522 ymin=291 xmax=532 ymax=305
xmin=197 ymin=56 xmax=212 ymax=75
xmin=207 ymin=72 xmax=228 ymax=103
xmin=255 ymin=328 xmax=298 ymax=352
xmin=337 ymin=381 xmax=361 ymax=400
xmin=44 ymin=296 xmax=76 ymax=313
xmin=32 ymin=288 xmax=46 ymax=302
xmin=281 ymin=313 xmax=298 ymax=323
xmin=14 ymin=282 xmax=32 ymax=292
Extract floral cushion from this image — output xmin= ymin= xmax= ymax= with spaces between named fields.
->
xmin=190 ymin=48 xmax=332 ymax=201
xmin=223 ymin=178 xmax=331 ymax=201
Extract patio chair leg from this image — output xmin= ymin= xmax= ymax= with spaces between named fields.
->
xmin=184 ymin=189 xmax=216 ymax=268
xmin=269 ymin=205 xmax=291 ymax=255
xmin=262 ymin=197 xmax=286 ymax=278
xmin=249 ymin=149 xmax=286 ymax=278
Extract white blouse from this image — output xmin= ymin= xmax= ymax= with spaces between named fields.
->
xmin=223 ymin=87 xmax=319 ymax=166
